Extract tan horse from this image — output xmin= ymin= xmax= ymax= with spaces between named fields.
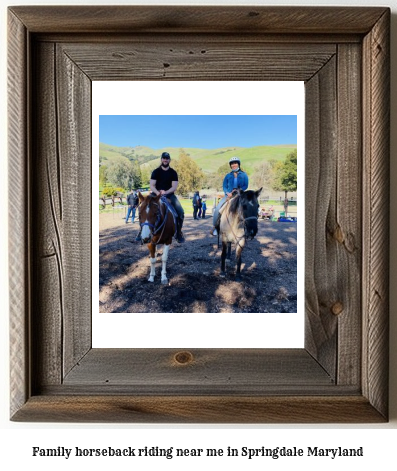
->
xmin=218 ymin=188 xmax=262 ymax=280
xmin=138 ymin=192 xmax=176 ymax=284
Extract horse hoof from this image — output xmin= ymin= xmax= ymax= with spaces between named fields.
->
xmin=235 ymin=275 xmax=242 ymax=282
xmin=148 ymin=277 xmax=154 ymax=283
xmin=161 ymin=278 xmax=168 ymax=285
xmin=220 ymin=272 xmax=226 ymax=278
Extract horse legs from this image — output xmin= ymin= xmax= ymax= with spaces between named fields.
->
xmin=227 ymin=242 xmax=232 ymax=260
xmin=148 ymin=243 xmax=156 ymax=282
xmin=220 ymin=241 xmax=227 ymax=277
xmin=161 ymin=244 xmax=170 ymax=285
xmin=235 ymin=241 xmax=245 ymax=281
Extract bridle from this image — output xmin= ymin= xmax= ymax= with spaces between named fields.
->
xmin=223 ymin=199 xmax=258 ymax=249
xmin=242 ymin=215 xmax=258 ymax=238
xmin=139 ymin=199 xmax=169 ymax=244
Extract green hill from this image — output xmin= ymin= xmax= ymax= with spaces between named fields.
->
xmin=194 ymin=145 xmax=296 ymax=174
xmin=99 ymin=142 xmax=297 ymax=175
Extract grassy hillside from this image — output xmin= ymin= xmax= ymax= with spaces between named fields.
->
xmin=194 ymin=145 xmax=295 ymax=174
xmin=99 ymin=142 xmax=297 ymax=175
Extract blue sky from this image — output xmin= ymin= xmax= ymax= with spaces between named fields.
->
xmin=99 ymin=115 xmax=296 ymax=149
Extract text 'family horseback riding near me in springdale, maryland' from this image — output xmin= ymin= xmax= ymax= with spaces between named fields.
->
xmin=31 ymin=445 xmax=364 ymax=460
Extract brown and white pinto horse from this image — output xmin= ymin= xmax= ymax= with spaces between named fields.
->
xmin=218 ymin=188 xmax=262 ymax=281
xmin=138 ymin=192 xmax=176 ymax=284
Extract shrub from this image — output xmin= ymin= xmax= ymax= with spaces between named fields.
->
xmin=102 ymin=186 xmax=125 ymax=197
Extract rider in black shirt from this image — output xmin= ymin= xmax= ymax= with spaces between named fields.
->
xmin=150 ymin=166 xmax=179 ymax=194
xmin=136 ymin=152 xmax=185 ymax=243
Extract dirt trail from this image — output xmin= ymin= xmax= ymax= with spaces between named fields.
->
xmin=99 ymin=211 xmax=297 ymax=313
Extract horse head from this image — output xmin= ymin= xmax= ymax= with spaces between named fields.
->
xmin=238 ymin=187 xmax=262 ymax=239
xmin=219 ymin=187 xmax=262 ymax=280
xmin=138 ymin=192 xmax=162 ymax=243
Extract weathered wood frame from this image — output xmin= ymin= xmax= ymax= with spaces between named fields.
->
xmin=8 ymin=6 xmax=390 ymax=423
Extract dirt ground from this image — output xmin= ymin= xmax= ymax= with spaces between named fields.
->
xmin=99 ymin=210 xmax=297 ymax=313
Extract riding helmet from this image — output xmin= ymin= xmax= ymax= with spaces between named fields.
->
xmin=161 ymin=152 xmax=171 ymax=160
xmin=229 ymin=156 xmax=240 ymax=167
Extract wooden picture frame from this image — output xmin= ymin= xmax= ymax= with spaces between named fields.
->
xmin=8 ymin=6 xmax=390 ymax=423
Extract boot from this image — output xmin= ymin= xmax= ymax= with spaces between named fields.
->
xmin=212 ymin=214 xmax=221 ymax=236
xmin=176 ymin=219 xmax=185 ymax=243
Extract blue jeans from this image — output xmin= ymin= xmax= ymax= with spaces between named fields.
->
xmin=212 ymin=195 xmax=228 ymax=227
xmin=126 ymin=206 xmax=136 ymax=222
xmin=167 ymin=194 xmax=184 ymax=222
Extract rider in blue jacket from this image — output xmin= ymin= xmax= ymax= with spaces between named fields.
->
xmin=212 ymin=156 xmax=249 ymax=235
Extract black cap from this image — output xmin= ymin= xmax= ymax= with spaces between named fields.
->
xmin=161 ymin=152 xmax=171 ymax=160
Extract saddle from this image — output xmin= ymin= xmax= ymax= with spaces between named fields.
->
xmin=219 ymin=191 xmax=239 ymax=217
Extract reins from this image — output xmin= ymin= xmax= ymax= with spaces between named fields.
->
xmin=140 ymin=199 xmax=171 ymax=245
xmin=221 ymin=199 xmax=258 ymax=249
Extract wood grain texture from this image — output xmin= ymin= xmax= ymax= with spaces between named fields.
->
xmin=32 ymin=42 xmax=63 ymax=388
xmin=59 ymin=42 xmax=335 ymax=81
xmin=34 ymin=33 xmax=363 ymax=45
xmin=55 ymin=45 xmax=92 ymax=377
xmin=362 ymin=10 xmax=390 ymax=419
xmin=31 ymin=41 xmax=92 ymax=387
xmin=304 ymin=57 xmax=338 ymax=377
xmin=336 ymin=44 xmax=362 ymax=386
xmin=9 ymin=6 xmax=387 ymax=34
xmin=8 ymin=10 xmax=30 ymax=419
xmin=62 ymin=349 xmax=333 ymax=392
xmin=11 ymin=396 xmax=385 ymax=424
xmin=8 ymin=6 xmax=390 ymax=423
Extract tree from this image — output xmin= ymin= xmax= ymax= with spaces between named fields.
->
xmin=131 ymin=160 xmax=142 ymax=189
xmin=173 ymin=149 xmax=205 ymax=195
xmin=272 ymin=149 xmax=297 ymax=199
xmin=202 ymin=172 xmax=221 ymax=191
xmin=203 ymin=162 xmax=232 ymax=192
xmin=141 ymin=161 xmax=159 ymax=186
xmin=106 ymin=157 xmax=139 ymax=190
xmin=217 ymin=162 xmax=230 ymax=176
xmin=99 ymin=164 xmax=108 ymax=188
xmin=251 ymin=160 xmax=275 ymax=192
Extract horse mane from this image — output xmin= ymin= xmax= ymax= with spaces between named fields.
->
xmin=228 ymin=190 xmax=257 ymax=215
xmin=143 ymin=192 xmax=160 ymax=207
xmin=228 ymin=194 xmax=241 ymax=215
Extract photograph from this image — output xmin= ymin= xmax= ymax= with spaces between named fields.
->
xmin=98 ymin=114 xmax=299 ymax=314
